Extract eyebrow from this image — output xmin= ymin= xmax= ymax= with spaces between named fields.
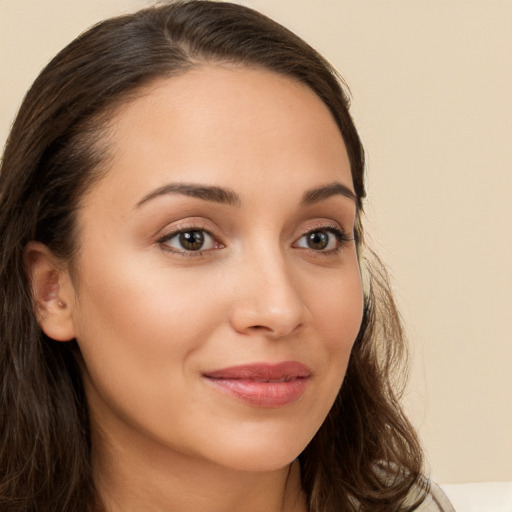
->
xmin=135 ymin=180 xmax=357 ymax=209
xmin=300 ymin=181 xmax=357 ymax=206
xmin=135 ymin=183 xmax=241 ymax=208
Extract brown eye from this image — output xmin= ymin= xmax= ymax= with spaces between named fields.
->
xmin=306 ymin=231 xmax=329 ymax=250
xmin=294 ymin=228 xmax=346 ymax=252
xmin=179 ymin=231 xmax=205 ymax=251
xmin=161 ymin=229 xmax=216 ymax=252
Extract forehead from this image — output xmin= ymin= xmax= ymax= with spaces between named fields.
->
xmin=87 ymin=65 xmax=353 ymax=207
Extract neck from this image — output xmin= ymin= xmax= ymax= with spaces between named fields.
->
xmin=91 ymin=422 xmax=307 ymax=512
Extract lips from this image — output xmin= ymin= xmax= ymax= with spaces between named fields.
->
xmin=203 ymin=361 xmax=311 ymax=408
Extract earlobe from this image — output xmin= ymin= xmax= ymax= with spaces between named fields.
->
xmin=24 ymin=241 xmax=76 ymax=342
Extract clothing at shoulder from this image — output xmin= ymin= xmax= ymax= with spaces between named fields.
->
xmin=415 ymin=481 xmax=456 ymax=512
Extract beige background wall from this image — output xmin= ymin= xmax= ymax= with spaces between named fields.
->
xmin=1 ymin=0 xmax=511 ymax=484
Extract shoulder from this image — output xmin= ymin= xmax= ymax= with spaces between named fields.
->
xmin=413 ymin=481 xmax=456 ymax=512
xmin=369 ymin=465 xmax=456 ymax=511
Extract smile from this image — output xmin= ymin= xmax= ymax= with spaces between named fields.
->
xmin=202 ymin=361 xmax=311 ymax=408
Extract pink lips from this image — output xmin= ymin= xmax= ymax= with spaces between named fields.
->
xmin=203 ymin=361 xmax=311 ymax=408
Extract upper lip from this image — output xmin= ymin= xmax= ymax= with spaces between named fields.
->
xmin=203 ymin=361 xmax=311 ymax=382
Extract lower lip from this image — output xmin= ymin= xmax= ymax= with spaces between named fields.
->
xmin=204 ymin=377 xmax=309 ymax=408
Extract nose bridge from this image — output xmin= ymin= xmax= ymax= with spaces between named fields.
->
xmin=230 ymin=241 xmax=305 ymax=338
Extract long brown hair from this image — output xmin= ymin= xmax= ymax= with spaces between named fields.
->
xmin=0 ymin=2 xmax=426 ymax=510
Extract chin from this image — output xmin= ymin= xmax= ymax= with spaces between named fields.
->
xmin=193 ymin=424 xmax=316 ymax=473
xmin=215 ymin=448 xmax=302 ymax=473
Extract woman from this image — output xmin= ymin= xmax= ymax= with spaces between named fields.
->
xmin=0 ymin=2 xmax=454 ymax=511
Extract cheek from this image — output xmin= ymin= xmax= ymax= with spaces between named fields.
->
xmin=316 ymin=270 xmax=363 ymax=385
xmin=298 ymin=259 xmax=363 ymax=401
xmin=71 ymin=258 xmax=232 ymax=450
xmin=310 ymin=265 xmax=364 ymax=350
xmin=70 ymin=254 xmax=225 ymax=399
xmin=74 ymin=249 xmax=220 ymax=337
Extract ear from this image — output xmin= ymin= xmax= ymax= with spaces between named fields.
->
xmin=24 ymin=241 xmax=76 ymax=342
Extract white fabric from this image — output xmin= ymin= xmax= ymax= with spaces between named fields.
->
xmin=440 ymin=482 xmax=512 ymax=512
xmin=415 ymin=481 xmax=456 ymax=511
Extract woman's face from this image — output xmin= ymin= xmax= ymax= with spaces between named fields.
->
xmin=67 ymin=66 xmax=363 ymax=472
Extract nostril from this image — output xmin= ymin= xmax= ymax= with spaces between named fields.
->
xmin=250 ymin=325 xmax=271 ymax=332
xmin=247 ymin=322 xmax=303 ymax=338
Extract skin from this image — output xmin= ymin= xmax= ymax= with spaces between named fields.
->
xmin=28 ymin=65 xmax=363 ymax=512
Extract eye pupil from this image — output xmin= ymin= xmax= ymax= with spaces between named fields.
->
xmin=179 ymin=230 xmax=204 ymax=250
xmin=307 ymin=231 xmax=329 ymax=250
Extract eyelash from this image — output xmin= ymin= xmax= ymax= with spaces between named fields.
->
xmin=157 ymin=224 xmax=352 ymax=257
xmin=294 ymin=225 xmax=353 ymax=255
xmin=157 ymin=224 xmax=220 ymax=258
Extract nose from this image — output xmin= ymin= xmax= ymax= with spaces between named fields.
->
xmin=228 ymin=252 xmax=307 ymax=339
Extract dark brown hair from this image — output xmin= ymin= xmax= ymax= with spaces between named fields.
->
xmin=0 ymin=2 xmax=426 ymax=510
